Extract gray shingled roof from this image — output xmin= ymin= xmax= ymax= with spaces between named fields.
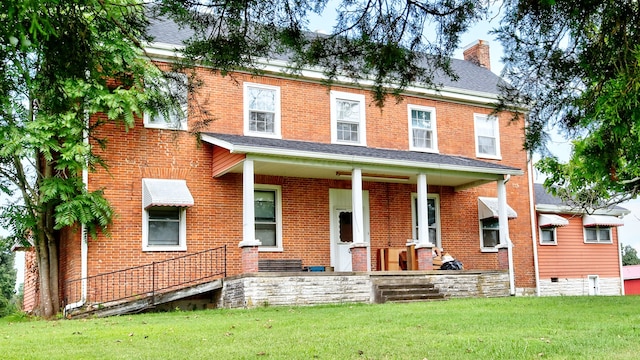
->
xmin=146 ymin=17 xmax=505 ymax=95
xmin=534 ymin=183 xmax=629 ymax=213
xmin=204 ymin=132 xmax=521 ymax=173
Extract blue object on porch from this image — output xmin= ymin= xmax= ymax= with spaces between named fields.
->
xmin=307 ymin=266 xmax=326 ymax=272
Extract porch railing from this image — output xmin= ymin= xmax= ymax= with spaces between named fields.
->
xmin=64 ymin=246 xmax=226 ymax=309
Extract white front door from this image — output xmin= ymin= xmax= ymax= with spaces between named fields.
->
xmin=330 ymin=189 xmax=370 ymax=271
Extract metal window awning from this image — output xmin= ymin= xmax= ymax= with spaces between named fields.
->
xmin=142 ymin=178 xmax=194 ymax=209
xmin=538 ymin=214 xmax=569 ymax=228
xmin=582 ymin=214 xmax=624 ymax=227
xmin=478 ymin=197 xmax=517 ymax=220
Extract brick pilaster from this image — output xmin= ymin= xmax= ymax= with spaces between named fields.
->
xmin=350 ymin=244 xmax=368 ymax=272
xmin=239 ymin=240 xmax=261 ymax=273
xmin=497 ymin=247 xmax=509 ymax=270
xmin=415 ymin=245 xmax=433 ymax=271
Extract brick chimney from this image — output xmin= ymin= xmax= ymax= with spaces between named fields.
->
xmin=463 ymin=40 xmax=491 ymax=71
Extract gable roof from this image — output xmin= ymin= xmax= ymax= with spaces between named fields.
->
xmin=202 ymin=132 xmax=521 ymax=175
xmin=145 ymin=16 xmax=506 ymax=96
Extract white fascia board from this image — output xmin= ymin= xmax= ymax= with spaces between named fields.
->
xmin=143 ymin=43 xmax=507 ymax=107
xmin=201 ymin=136 xmax=522 ymax=176
xmin=535 ymin=204 xmax=630 ymax=217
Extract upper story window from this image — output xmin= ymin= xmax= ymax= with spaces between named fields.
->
xmin=474 ymin=113 xmax=500 ymax=159
xmin=330 ymin=91 xmax=366 ymax=146
xmin=411 ymin=194 xmax=441 ymax=248
xmin=584 ymin=226 xmax=612 ymax=244
xmin=144 ymin=72 xmax=188 ymax=131
xmin=408 ymin=105 xmax=438 ymax=152
xmin=244 ymin=83 xmax=281 ymax=138
xmin=255 ymin=185 xmax=283 ymax=251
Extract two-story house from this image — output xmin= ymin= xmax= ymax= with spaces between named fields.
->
xmin=22 ymin=18 xmax=540 ymax=314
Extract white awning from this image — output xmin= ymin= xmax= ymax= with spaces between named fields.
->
xmin=478 ymin=197 xmax=518 ymax=220
xmin=582 ymin=214 xmax=624 ymax=227
xmin=142 ymin=178 xmax=194 ymax=209
xmin=538 ymin=214 xmax=569 ymax=228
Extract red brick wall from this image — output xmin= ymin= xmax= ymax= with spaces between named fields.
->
xmin=55 ymin=64 xmax=535 ymax=293
xmin=21 ymin=249 xmax=38 ymax=313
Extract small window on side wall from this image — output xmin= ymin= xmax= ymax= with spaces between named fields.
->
xmin=584 ymin=226 xmax=612 ymax=244
xmin=539 ymin=227 xmax=557 ymax=245
xmin=144 ymin=72 xmax=188 ymax=130
xmin=142 ymin=178 xmax=193 ymax=251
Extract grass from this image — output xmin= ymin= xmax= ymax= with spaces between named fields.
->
xmin=1 ymin=296 xmax=640 ymax=359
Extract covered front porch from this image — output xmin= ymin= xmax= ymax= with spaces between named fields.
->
xmin=202 ymin=133 xmax=523 ymax=291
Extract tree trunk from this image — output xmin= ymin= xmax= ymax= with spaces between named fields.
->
xmin=36 ymin=233 xmax=55 ymax=318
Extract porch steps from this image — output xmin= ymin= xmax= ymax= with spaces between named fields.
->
xmin=372 ymin=276 xmax=446 ymax=303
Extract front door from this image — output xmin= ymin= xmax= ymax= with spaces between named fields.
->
xmin=330 ymin=189 xmax=370 ymax=271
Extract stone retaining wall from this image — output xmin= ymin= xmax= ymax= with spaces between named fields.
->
xmin=219 ymin=270 xmax=510 ymax=308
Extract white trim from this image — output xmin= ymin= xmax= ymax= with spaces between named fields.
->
xmin=200 ymin=134 xmax=524 ymax=177
xmin=538 ymin=213 xmax=569 ymax=228
xmin=243 ymin=82 xmax=282 ymax=138
xmin=411 ymin=193 xmax=441 ymax=248
xmin=479 ymin=217 xmax=499 ymax=252
xmin=255 ymin=184 xmax=283 ymax=252
xmin=143 ymin=72 xmax=188 ymax=131
xmin=474 ymin=113 xmax=501 ymax=160
xmin=583 ymin=214 xmax=624 ymax=227
xmin=142 ymin=207 xmax=187 ymax=252
xmin=408 ymin=104 xmax=438 ymax=153
xmin=330 ymin=91 xmax=367 ymax=146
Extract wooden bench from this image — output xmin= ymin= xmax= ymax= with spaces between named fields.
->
xmin=258 ymin=259 xmax=303 ymax=272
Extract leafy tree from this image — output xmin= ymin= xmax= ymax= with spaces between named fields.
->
xmin=153 ymin=0 xmax=492 ymax=105
xmin=622 ymin=244 xmax=640 ymax=266
xmin=0 ymin=237 xmax=17 ymax=317
xmin=0 ymin=1 xmax=184 ymax=317
xmin=494 ymin=1 xmax=640 ymax=209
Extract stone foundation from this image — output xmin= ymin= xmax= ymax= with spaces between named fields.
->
xmin=219 ymin=270 xmax=510 ymax=308
xmin=538 ymin=277 xmax=622 ymax=296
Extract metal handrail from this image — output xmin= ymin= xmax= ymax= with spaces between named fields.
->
xmin=64 ymin=245 xmax=226 ymax=309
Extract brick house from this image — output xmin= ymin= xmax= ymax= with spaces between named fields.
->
xmin=533 ymin=184 xmax=628 ymax=296
xmin=23 ymin=18 xmax=544 ymax=314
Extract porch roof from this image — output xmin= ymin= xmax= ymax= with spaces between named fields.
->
xmin=201 ymin=133 xmax=523 ymax=190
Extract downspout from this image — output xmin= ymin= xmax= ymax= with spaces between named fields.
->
xmin=64 ymin=115 xmax=89 ymax=313
xmin=527 ymin=158 xmax=541 ymax=296
xmin=502 ymin=175 xmax=516 ymax=296
xmin=618 ymin=231 xmax=625 ymax=296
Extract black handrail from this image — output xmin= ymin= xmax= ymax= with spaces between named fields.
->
xmin=64 ymin=245 xmax=226 ymax=309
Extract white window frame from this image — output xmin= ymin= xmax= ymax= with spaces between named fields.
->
xmin=330 ymin=91 xmax=366 ymax=146
xmin=408 ymin=105 xmax=438 ymax=152
xmin=474 ymin=113 xmax=501 ymax=159
xmin=583 ymin=226 xmax=613 ymax=244
xmin=144 ymin=72 xmax=188 ymax=131
xmin=411 ymin=193 xmax=441 ymax=248
xmin=243 ymin=82 xmax=281 ymax=138
xmin=539 ymin=227 xmax=558 ymax=245
xmin=142 ymin=206 xmax=187 ymax=252
xmin=255 ymin=184 xmax=283 ymax=252
xmin=479 ymin=218 xmax=500 ymax=252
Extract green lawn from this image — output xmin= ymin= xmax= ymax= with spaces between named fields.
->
xmin=1 ymin=296 xmax=639 ymax=359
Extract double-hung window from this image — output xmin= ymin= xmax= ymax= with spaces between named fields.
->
xmin=144 ymin=72 xmax=188 ymax=130
xmin=142 ymin=178 xmax=193 ymax=251
xmin=244 ymin=83 xmax=281 ymax=138
xmin=330 ymin=91 xmax=366 ymax=145
xmin=480 ymin=218 xmax=500 ymax=248
xmin=474 ymin=114 xmax=500 ymax=159
xmin=411 ymin=195 xmax=441 ymax=247
xmin=408 ymin=105 xmax=438 ymax=152
xmin=584 ymin=226 xmax=612 ymax=244
xmin=254 ymin=185 xmax=282 ymax=251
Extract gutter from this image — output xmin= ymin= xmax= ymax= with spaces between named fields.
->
xmin=64 ymin=115 xmax=90 ymax=314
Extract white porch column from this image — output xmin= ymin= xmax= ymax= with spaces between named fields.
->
xmin=497 ymin=177 xmax=515 ymax=295
xmin=240 ymin=159 xmax=260 ymax=246
xmin=416 ymin=173 xmax=433 ymax=246
xmin=351 ymin=168 xmax=365 ymax=244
